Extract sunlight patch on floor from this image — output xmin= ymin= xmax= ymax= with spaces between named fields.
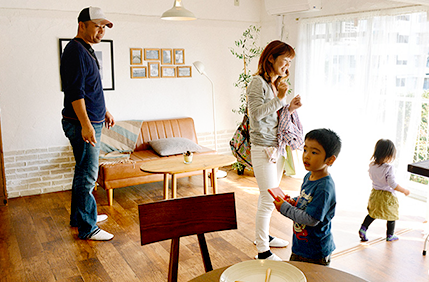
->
xmin=238 ymin=186 xmax=259 ymax=195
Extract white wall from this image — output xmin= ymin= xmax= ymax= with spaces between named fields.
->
xmin=1 ymin=0 xmax=419 ymax=197
xmin=0 ymin=0 xmax=262 ymax=152
xmin=0 ymin=0 xmax=262 ymax=197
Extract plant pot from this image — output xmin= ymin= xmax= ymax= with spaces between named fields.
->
xmin=237 ymin=168 xmax=245 ymax=175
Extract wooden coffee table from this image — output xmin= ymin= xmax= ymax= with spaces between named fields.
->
xmin=140 ymin=154 xmax=236 ymax=199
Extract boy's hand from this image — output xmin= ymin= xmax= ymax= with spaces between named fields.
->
xmin=273 ymin=196 xmax=285 ymax=212
xmin=284 ymin=194 xmax=296 ymax=206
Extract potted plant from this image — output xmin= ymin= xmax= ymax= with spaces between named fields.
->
xmin=229 ymin=25 xmax=263 ymax=173
xmin=230 ymin=25 xmax=263 ymax=116
xmin=232 ymin=161 xmax=245 ymax=175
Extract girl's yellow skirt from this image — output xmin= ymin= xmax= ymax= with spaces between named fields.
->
xmin=367 ymin=189 xmax=399 ymax=221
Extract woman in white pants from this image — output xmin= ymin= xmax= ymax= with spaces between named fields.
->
xmin=247 ymin=40 xmax=302 ymax=261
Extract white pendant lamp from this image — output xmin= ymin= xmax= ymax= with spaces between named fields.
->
xmin=161 ymin=0 xmax=196 ymax=21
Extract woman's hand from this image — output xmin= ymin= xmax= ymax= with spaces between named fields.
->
xmin=288 ymin=95 xmax=302 ymax=113
xmin=277 ymin=81 xmax=289 ymax=100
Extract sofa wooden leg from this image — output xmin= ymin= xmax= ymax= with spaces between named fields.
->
xmin=107 ymin=189 xmax=113 ymax=206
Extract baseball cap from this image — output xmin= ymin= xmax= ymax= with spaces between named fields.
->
xmin=78 ymin=6 xmax=113 ymax=28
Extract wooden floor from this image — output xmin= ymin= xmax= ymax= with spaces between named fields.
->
xmin=1 ymin=167 xmax=429 ymax=281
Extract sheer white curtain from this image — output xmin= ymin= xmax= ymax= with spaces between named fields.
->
xmin=295 ymin=9 xmax=429 ymax=197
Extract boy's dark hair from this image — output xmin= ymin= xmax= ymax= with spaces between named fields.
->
xmin=305 ymin=128 xmax=342 ymax=160
xmin=371 ymin=139 xmax=396 ymax=165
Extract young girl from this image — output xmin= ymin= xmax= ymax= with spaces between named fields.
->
xmin=359 ymin=139 xmax=410 ymax=242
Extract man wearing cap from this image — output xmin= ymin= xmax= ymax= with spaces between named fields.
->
xmin=60 ymin=7 xmax=115 ymax=241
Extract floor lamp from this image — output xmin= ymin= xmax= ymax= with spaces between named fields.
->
xmin=193 ymin=61 xmax=227 ymax=178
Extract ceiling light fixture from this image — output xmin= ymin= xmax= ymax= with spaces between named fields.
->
xmin=161 ymin=0 xmax=196 ymax=21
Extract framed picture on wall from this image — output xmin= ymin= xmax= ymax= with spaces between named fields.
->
xmin=144 ymin=48 xmax=160 ymax=61
xmin=148 ymin=62 xmax=160 ymax=78
xmin=173 ymin=49 xmax=185 ymax=64
xmin=59 ymin=38 xmax=115 ymax=90
xmin=161 ymin=66 xmax=176 ymax=78
xmin=131 ymin=66 xmax=147 ymax=78
xmin=177 ymin=66 xmax=192 ymax=78
xmin=161 ymin=48 xmax=173 ymax=65
xmin=130 ymin=48 xmax=143 ymax=65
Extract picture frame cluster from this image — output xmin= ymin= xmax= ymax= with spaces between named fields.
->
xmin=130 ymin=48 xmax=192 ymax=79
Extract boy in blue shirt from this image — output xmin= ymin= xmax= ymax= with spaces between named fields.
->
xmin=274 ymin=128 xmax=341 ymax=266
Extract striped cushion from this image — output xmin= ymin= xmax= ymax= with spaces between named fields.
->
xmin=100 ymin=120 xmax=143 ymax=156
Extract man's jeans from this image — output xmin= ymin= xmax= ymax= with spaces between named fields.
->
xmin=62 ymin=119 xmax=103 ymax=239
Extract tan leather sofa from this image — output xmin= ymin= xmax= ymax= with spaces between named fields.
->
xmin=97 ymin=117 xmax=215 ymax=205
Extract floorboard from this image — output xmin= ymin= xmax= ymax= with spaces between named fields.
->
xmin=0 ymin=166 xmax=428 ymax=281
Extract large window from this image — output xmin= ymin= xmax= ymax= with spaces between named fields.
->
xmin=295 ymin=10 xmax=429 ymax=200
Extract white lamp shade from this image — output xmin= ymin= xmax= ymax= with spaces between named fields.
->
xmin=193 ymin=61 xmax=205 ymax=75
xmin=161 ymin=0 xmax=196 ymax=21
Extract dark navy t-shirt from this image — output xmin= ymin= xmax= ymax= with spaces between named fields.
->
xmin=291 ymin=172 xmax=336 ymax=259
xmin=60 ymin=38 xmax=106 ymax=123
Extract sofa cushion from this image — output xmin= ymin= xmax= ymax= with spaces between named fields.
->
xmin=148 ymin=137 xmax=202 ymax=156
xmin=100 ymin=120 xmax=143 ymax=155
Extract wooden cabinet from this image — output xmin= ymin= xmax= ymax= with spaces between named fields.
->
xmin=0 ymin=112 xmax=7 ymax=206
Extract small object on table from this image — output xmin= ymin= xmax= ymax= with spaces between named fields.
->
xmin=265 ymin=267 xmax=271 ymax=282
xmin=219 ymin=260 xmax=305 ymax=282
xmin=183 ymin=151 xmax=193 ymax=164
xmin=192 ymin=260 xmax=368 ymax=281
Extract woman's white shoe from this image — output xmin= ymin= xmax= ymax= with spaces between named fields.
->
xmin=255 ymin=253 xmax=283 ymax=261
xmin=269 ymin=237 xmax=289 ymax=248
xmin=253 ymin=237 xmax=289 ymax=248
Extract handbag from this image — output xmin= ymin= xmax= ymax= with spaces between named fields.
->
xmin=230 ymin=114 xmax=252 ymax=169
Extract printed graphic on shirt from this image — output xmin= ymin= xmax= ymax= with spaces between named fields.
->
xmin=293 ymin=189 xmax=313 ymax=242
xmin=293 ymin=222 xmax=308 ymax=242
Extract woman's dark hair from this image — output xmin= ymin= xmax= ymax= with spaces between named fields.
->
xmin=255 ymin=40 xmax=295 ymax=87
xmin=371 ymin=139 xmax=396 ymax=165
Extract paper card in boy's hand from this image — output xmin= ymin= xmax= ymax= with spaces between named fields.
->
xmin=268 ymin=187 xmax=287 ymax=200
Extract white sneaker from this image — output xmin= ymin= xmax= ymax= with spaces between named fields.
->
xmin=253 ymin=237 xmax=289 ymax=248
xmin=254 ymin=253 xmax=283 ymax=261
xmin=87 ymin=229 xmax=114 ymax=241
xmin=266 ymin=253 xmax=283 ymax=261
xmin=269 ymin=237 xmax=289 ymax=248
xmin=97 ymin=214 xmax=108 ymax=223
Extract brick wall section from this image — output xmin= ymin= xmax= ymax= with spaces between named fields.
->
xmin=3 ymin=130 xmax=236 ymax=198
xmin=196 ymin=129 xmax=235 ymax=155
xmin=4 ymin=146 xmax=75 ymax=198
